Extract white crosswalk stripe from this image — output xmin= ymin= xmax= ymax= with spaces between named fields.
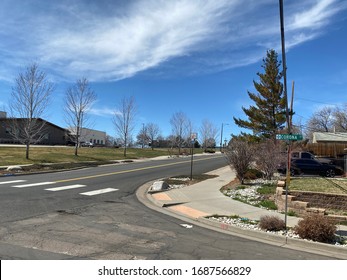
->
xmin=0 ymin=180 xmax=26 ymax=185
xmin=45 ymin=184 xmax=86 ymax=192
xmin=5 ymin=180 xmax=119 ymax=197
xmin=80 ymin=188 xmax=119 ymax=196
xmin=12 ymin=182 xmax=56 ymax=188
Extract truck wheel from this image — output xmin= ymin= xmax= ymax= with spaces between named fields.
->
xmin=326 ymin=169 xmax=335 ymax=177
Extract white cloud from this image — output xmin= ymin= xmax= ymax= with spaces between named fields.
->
xmin=88 ymin=107 xmax=117 ymax=117
xmin=288 ymin=0 xmax=343 ymax=30
xmin=0 ymin=0 xmax=345 ymax=82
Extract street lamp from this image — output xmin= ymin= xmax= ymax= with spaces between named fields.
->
xmin=220 ymin=123 xmax=229 ymax=152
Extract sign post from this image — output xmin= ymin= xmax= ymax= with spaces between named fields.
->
xmin=276 ymin=133 xmax=303 ymax=235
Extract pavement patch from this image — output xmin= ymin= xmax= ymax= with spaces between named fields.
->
xmin=151 ymin=192 xmax=172 ymax=201
xmin=168 ymin=204 xmax=209 ymax=219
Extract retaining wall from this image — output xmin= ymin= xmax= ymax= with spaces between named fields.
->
xmin=275 ymin=181 xmax=347 ymax=219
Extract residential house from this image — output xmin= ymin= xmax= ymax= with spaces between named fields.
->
xmin=312 ymin=132 xmax=347 ymax=144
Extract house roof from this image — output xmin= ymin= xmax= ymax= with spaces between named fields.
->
xmin=312 ymin=132 xmax=347 ymax=143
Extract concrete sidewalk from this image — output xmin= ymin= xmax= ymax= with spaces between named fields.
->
xmin=149 ymin=166 xmax=302 ymax=226
xmin=139 ymin=165 xmax=347 ymax=259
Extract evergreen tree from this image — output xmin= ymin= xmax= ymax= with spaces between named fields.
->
xmin=233 ymin=49 xmax=287 ymax=140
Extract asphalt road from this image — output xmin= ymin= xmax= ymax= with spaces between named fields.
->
xmin=0 ymin=154 xmax=336 ymax=259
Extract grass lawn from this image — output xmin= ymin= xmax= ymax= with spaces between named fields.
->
xmin=289 ymin=177 xmax=347 ymax=195
xmin=0 ymin=146 xmax=205 ymax=166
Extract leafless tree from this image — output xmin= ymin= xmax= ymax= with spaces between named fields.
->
xmin=113 ymin=96 xmax=137 ymax=157
xmin=8 ymin=63 xmax=54 ymax=159
xmin=333 ymin=104 xmax=347 ymax=132
xmin=225 ymin=139 xmax=255 ymax=184
xmin=64 ymin=78 xmax=97 ymax=156
xmin=306 ymin=106 xmax=334 ymax=139
xmin=255 ymin=139 xmax=285 ymax=180
xmin=200 ymin=119 xmax=219 ymax=150
xmin=170 ymin=111 xmax=190 ymax=154
xmin=136 ymin=125 xmax=148 ymax=148
xmin=146 ymin=123 xmax=161 ymax=150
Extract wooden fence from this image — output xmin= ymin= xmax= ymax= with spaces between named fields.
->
xmin=304 ymin=143 xmax=347 ymax=158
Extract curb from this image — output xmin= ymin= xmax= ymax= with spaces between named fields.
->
xmin=136 ymin=181 xmax=347 ymax=260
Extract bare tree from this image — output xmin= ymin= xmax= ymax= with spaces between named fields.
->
xmin=146 ymin=123 xmax=160 ymax=150
xmin=136 ymin=124 xmax=148 ymax=148
xmin=333 ymin=104 xmax=347 ymax=132
xmin=306 ymin=106 xmax=334 ymax=138
xmin=8 ymin=63 xmax=54 ymax=159
xmin=64 ymin=78 xmax=97 ymax=156
xmin=170 ymin=111 xmax=189 ymax=155
xmin=255 ymin=139 xmax=285 ymax=180
xmin=225 ymin=139 xmax=255 ymax=184
xmin=200 ymin=119 xmax=219 ymax=150
xmin=113 ymin=96 xmax=137 ymax=157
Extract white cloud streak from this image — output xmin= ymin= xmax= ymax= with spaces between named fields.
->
xmin=0 ymin=0 xmax=345 ymax=82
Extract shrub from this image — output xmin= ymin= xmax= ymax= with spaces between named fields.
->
xmin=257 ymin=200 xmax=277 ymax=210
xmin=244 ymin=168 xmax=264 ymax=180
xmin=259 ymin=215 xmax=286 ymax=231
xmin=294 ymin=215 xmax=337 ymax=243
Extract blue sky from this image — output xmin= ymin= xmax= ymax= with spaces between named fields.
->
xmin=1 ymin=0 xmax=347 ymax=142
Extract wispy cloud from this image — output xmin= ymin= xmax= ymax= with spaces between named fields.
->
xmin=0 ymin=0 xmax=345 ymax=82
xmin=88 ymin=107 xmax=117 ymax=117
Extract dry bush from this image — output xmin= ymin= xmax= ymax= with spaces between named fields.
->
xmin=225 ymin=140 xmax=255 ymax=184
xmin=294 ymin=215 xmax=337 ymax=243
xmin=259 ymin=215 xmax=286 ymax=231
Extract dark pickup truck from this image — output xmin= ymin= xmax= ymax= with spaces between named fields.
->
xmin=291 ymin=151 xmax=332 ymax=164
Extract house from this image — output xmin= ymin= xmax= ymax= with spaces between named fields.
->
xmin=0 ymin=112 xmax=68 ymax=145
xmin=68 ymin=127 xmax=106 ymax=146
xmin=312 ymin=132 xmax=347 ymax=144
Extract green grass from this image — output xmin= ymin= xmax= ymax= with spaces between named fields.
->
xmin=0 ymin=146 xmax=204 ymax=166
xmin=256 ymin=183 xmax=277 ymax=195
xmin=289 ymin=177 xmax=347 ymax=195
xmin=256 ymin=200 xmax=278 ymax=210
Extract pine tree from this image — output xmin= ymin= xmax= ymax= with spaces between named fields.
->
xmin=233 ymin=49 xmax=287 ymax=140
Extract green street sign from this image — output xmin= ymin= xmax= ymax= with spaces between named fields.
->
xmin=276 ymin=134 xmax=303 ymax=141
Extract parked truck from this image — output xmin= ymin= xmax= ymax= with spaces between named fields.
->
xmin=291 ymin=151 xmax=332 ymax=164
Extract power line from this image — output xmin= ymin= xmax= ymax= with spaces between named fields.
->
xmin=296 ymin=98 xmax=343 ymax=106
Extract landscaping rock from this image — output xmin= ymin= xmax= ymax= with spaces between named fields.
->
xmin=149 ymin=181 xmax=170 ymax=193
xmin=6 ymin=165 xmax=22 ymax=172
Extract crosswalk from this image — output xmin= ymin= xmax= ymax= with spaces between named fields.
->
xmin=0 ymin=179 xmax=119 ymax=196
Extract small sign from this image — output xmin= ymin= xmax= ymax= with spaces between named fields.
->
xmin=276 ymin=134 xmax=303 ymax=141
xmin=191 ymin=133 xmax=197 ymax=141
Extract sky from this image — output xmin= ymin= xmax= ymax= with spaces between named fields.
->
xmin=0 ymin=0 xmax=347 ymax=143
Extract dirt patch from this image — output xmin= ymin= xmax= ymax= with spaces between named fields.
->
xmin=220 ymin=178 xmax=240 ymax=192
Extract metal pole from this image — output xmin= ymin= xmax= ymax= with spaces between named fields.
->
xmin=142 ymin=123 xmax=145 ymax=149
xmin=220 ymin=123 xmax=224 ymax=152
xmin=190 ymin=139 xmax=194 ymax=180
xmin=220 ymin=123 xmax=228 ymax=152
xmin=279 ymin=0 xmax=290 ymax=235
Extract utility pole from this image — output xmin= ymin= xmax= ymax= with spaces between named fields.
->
xmin=279 ymin=0 xmax=290 ymax=235
xmin=220 ymin=123 xmax=228 ymax=152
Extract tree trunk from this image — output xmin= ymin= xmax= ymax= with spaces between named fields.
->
xmin=26 ymin=143 xmax=30 ymax=159
xmin=74 ymin=143 xmax=78 ymax=156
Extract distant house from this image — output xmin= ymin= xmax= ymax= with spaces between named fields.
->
xmin=312 ymin=132 xmax=347 ymax=144
xmin=68 ymin=127 xmax=106 ymax=146
xmin=0 ymin=113 xmax=68 ymax=145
